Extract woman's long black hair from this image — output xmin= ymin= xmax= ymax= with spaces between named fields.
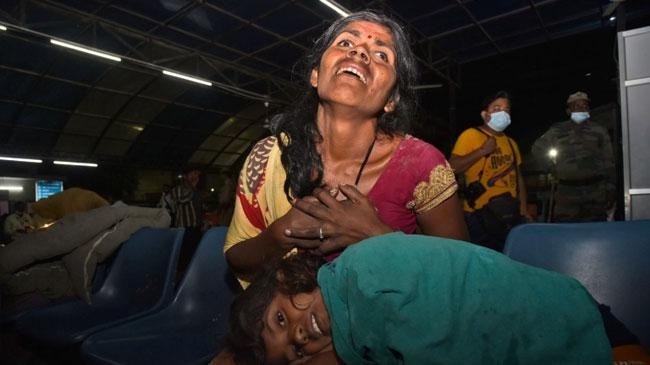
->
xmin=272 ymin=11 xmax=419 ymax=199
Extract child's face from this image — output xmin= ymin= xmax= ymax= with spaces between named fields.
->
xmin=262 ymin=288 xmax=333 ymax=364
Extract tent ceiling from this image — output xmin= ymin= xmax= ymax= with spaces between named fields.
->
xmin=1 ymin=0 xmax=649 ymax=172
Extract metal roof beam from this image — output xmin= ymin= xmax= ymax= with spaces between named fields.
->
xmin=454 ymin=0 xmax=501 ymax=54
xmin=33 ymin=0 xmax=297 ymax=93
xmin=439 ymin=7 xmax=607 ymax=62
xmin=0 ymin=64 xmax=238 ymax=115
xmin=528 ymin=0 xmax=551 ymax=41
xmin=424 ymin=0 xmax=564 ymax=42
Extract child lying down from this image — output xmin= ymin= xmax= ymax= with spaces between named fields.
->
xmin=224 ymin=232 xmax=611 ymax=364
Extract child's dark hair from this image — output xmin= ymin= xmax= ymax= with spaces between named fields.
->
xmin=225 ymin=251 xmax=325 ymax=365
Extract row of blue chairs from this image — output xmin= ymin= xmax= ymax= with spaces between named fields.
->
xmin=504 ymin=220 xmax=650 ymax=350
xmin=9 ymin=221 xmax=650 ymax=362
xmin=10 ymin=226 xmax=240 ymax=364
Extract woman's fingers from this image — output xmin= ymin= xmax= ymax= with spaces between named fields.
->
xmin=315 ymin=239 xmax=342 ymax=254
xmin=311 ymin=187 xmax=340 ymax=208
xmin=293 ymin=197 xmax=331 ymax=219
xmin=285 ymin=226 xmax=321 ymax=239
xmin=288 ymin=237 xmax=323 ymax=249
xmin=338 ymin=184 xmax=370 ymax=205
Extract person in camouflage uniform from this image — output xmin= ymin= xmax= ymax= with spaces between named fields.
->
xmin=532 ymin=91 xmax=615 ymax=222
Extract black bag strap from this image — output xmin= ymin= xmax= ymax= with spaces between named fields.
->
xmin=472 ymin=128 xmax=490 ymax=181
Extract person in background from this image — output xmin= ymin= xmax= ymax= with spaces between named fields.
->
xmin=157 ymin=184 xmax=175 ymax=222
xmin=169 ymin=168 xmax=204 ymax=275
xmin=531 ymin=91 xmax=615 ymax=222
xmin=3 ymin=201 xmax=35 ymax=240
xmin=224 ymin=11 xmax=467 ymax=288
xmin=450 ymin=91 xmax=529 ymax=251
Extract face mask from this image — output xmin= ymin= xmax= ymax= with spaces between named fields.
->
xmin=487 ymin=111 xmax=511 ymax=132
xmin=571 ymin=112 xmax=589 ymax=124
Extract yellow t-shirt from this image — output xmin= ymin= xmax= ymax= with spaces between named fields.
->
xmin=452 ymin=128 xmax=522 ymax=212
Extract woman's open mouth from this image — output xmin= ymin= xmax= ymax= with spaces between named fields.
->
xmin=336 ymin=66 xmax=367 ymax=84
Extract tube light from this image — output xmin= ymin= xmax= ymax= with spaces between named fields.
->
xmin=162 ymin=70 xmax=212 ymax=86
xmin=0 ymin=25 xmax=7 ymax=31
xmin=50 ymin=39 xmax=121 ymax=62
xmin=53 ymin=160 xmax=98 ymax=167
xmin=0 ymin=185 xmax=24 ymax=192
xmin=0 ymin=156 xmax=43 ymax=163
xmin=319 ymin=0 xmax=350 ymax=17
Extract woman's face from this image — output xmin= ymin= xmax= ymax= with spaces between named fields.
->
xmin=262 ymin=288 xmax=333 ymax=364
xmin=310 ymin=20 xmax=398 ymax=116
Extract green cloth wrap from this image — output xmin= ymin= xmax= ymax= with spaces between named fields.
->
xmin=317 ymin=232 xmax=611 ymax=364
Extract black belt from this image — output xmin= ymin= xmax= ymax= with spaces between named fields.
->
xmin=558 ymin=176 xmax=606 ymax=186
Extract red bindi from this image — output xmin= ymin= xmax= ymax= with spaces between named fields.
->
xmin=367 ymin=35 xmax=372 ymax=39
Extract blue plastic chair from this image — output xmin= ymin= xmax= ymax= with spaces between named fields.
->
xmin=14 ymin=227 xmax=184 ymax=347
xmin=503 ymin=221 xmax=650 ymax=349
xmin=81 ymin=226 xmax=241 ymax=365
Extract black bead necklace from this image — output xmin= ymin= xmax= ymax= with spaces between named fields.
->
xmin=353 ymin=136 xmax=377 ymax=186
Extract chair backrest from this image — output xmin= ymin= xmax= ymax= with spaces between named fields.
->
xmin=171 ymin=226 xmax=240 ymax=319
xmin=504 ymin=221 xmax=650 ymax=349
xmin=93 ymin=227 xmax=184 ymax=311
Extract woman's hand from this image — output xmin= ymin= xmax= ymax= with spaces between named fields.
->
xmin=286 ymin=185 xmax=392 ymax=254
xmin=268 ymin=205 xmax=326 ymax=251
xmin=225 ymin=205 xmax=325 ymax=282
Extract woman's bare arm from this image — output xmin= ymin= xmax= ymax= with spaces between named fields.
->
xmin=416 ymin=193 xmax=469 ymax=241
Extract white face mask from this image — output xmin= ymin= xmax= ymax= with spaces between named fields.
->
xmin=487 ymin=111 xmax=511 ymax=132
xmin=570 ymin=112 xmax=589 ymax=124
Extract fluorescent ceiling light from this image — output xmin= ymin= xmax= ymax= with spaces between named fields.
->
xmin=50 ymin=39 xmax=122 ymax=62
xmin=53 ymin=160 xmax=98 ymax=167
xmin=162 ymin=70 xmax=212 ymax=86
xmin=0 ymin=156 xmax=43 ymax=163
xmin=319 ymin=0 xmax=350 ymax=17
xmin=0 ymin=185 xmax=24 ymax=192
xmin=0 ymin=25 xmax=7 ymax=31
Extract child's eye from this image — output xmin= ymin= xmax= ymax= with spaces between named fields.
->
xmin=294 ymin=346 xmax=305 ymax=358
xmin=276 ymin=311 xmax=286 ymax=326
xmin=337 ymin=39 xmax=353 ymax=47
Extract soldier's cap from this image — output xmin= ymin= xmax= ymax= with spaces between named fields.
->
xmin=566 ymin=91 xmax=590 ymax=105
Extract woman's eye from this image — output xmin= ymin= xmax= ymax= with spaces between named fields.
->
xmin=375 ymin=51 xmax=388 ymax=62
xmin=276 ymin=311 xmax=285 ymax=326
xmin=338 ymin=39 xmax=353 ymax=47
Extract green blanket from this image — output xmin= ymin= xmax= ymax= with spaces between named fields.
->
xmin=317 ymin=232 xmax=611 ymax=364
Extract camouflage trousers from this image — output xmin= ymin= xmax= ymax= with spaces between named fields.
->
xmin=551 ymin=182 xmax=609 ymax=222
